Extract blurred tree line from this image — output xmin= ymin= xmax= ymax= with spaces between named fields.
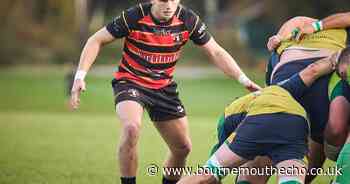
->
xmin=0 ymin=0 xmax=349 ymax=66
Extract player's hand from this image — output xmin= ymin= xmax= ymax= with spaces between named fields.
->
xmin=267 ymin=35 xmax=282 ymax=51
xmin=294 ymin=24 xmax=316 ymax=41
xmin=70 ymin=79 xmax=86 ymax=110
xmin=244 ymin=81 xmax=262 ymax=92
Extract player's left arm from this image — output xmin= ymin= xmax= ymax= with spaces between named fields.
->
xmin=199 ymin=38 xmax=261 ymax=92
xmin=279 ymin=53 xmax=337 ymax=99
xmin=299 ymin=52 xmax=339 ymax=86
xmin=185 ymin=9 xmax=261 ymax=92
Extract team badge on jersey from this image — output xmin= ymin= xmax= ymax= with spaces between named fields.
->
xmin=177 ymin=105 xmax=184 ymax=113
xmin=128 ymin=89 xmax=140 ymax=98
xmin=173 ymin=33 xmax=184 ymax=43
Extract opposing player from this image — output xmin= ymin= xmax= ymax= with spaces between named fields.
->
xmin=177 ymin=50 xmax=340 ymax=184
xmin=69 ymin=1 xmax=260 ymax=184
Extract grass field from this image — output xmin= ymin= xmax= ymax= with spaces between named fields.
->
xmin=0 ymin=66 xmax=335 ymax=184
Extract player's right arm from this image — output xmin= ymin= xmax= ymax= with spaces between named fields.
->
xmin=70 ymin=28 xmax=116 ymax=110
xmin=76 ymin=28 xmax=116 ymax=73
xmin=70 ymin=8 xmax=133 ymax=110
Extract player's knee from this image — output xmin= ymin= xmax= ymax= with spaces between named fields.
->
xmin=171 ymin=142 xmax=192 ymax=157
xmin=121 ymin=122 xmax=141 ymax=143
xmin=179 ymin=142 xmax=192 ymax=157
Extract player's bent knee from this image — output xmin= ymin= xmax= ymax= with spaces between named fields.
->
xmin=170 ymin=142 xmax=192 ymax=157
xmin=121 ymin=122 xmax=141 ymax=142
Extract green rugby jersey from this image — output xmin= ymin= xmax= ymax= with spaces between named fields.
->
xmin=328 ymin=72 xmax=349 ymax=101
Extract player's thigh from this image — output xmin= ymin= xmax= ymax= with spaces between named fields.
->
xmin=116 ymin=100 xmax=144 ymax=127
xmin=112 ymin=79 xmax=145 ymax=126
xmin=154 ymin=116 xmax=192 ymax=153
xmin=210 ymin=143 xmax=247 ymax=168
xmin=115 ymin=101 xmax=144 ymax=148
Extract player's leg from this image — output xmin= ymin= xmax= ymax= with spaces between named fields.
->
xmin=269 ymin=142 xmax=308 ymax=184
xmin=211 ymin=113 xmax=245 ymax=156
xmin=324 ymin=96 xmax=349 ymax=163
xmin=177 ymin=143 xmax=248 ymax=184
xmin=276 ymin=159 xmax=307 ymax=184
xmin=116 ymin=100 xmax=144 ymax=183
xmin=142 ymin=81 xmax=190 ymax=183
xmin=154 ymin=116 xmax=192 ymax=184
xmin=305 ymin=139 xmax=325 ymax=184
xmin=236 ymin=157 xmax=273 ymax=184
xmin=112 ymin=79 xmax=146 ymax=184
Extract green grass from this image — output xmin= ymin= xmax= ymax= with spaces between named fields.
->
xmin=0 ymin=66 xmax=335 ymax=183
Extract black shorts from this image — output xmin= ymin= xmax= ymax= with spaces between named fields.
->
xmin=111 ymin=79 xmax=186 ymax=122
xmin=229 ymin=113 xmax=309 ymax=165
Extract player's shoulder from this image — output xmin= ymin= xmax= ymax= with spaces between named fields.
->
xmin=178 ymin=5 xmax=199 ymax=21
xmin=328 ymin=72 xmax=347 ymax=101
xmin=178 ymin=5 xmax=201 ymax=31
xmin=123 ymin=3 xmax=150 ymax=22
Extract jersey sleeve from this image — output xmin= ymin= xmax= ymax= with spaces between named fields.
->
xmin=266 ymin=51 xmax=280 ymax=86
xmin=278 ymin=73 xmax=308 ymax=100
xmin=106 ymin=12 xmax=130 ymax=38
xmin=105 ymin=5 xmax=141 ymax=38
xmin=185 ymin=9 xmax=212 ymax=45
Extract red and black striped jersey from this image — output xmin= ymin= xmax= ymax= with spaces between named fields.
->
xmin=106 ymin=3 xmax=212 ymax=89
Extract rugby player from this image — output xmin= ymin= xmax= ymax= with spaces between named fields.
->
xmin=177 ymin=50 xmax=341 ymax=184
xmin=69 ymin=1 xmax=260 ymax=184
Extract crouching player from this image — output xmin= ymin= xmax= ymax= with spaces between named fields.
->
xmin=177 ymin=51 xmax=341 ymax=184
